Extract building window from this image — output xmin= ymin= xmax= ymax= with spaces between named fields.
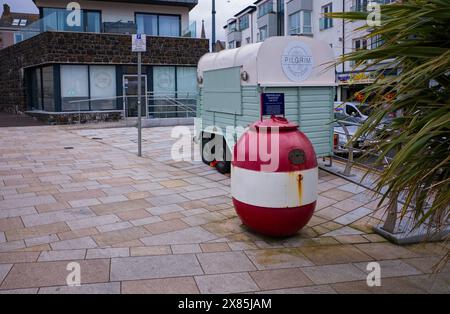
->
xmin=159 ymin=15 xmax=181 ymax=37
xmin=61 ymin=65 xmax=89 ymax=111
xmin=176 ymin=66 xmax=197 ymax=103
xmin=42 ymin=8 xmax=70 ymax=31
xmin=42 ymin=8 xmax=101 ymax=33
xmin=42 ymin=66 xmax=55 ymax=112
xmin=30 ymin=68 xmax=43 ymax=110
xmin=29 ymin=67 xmax=54 ymax=111
xmin=351 ymin=38 xmax=368 ymax=67
xmin=354 ymin=38 xmax=368 ymax=51
xmin=89 ymin=66 xmax=117 ymax=110
xmin=289 ymin=11 xmax=312 ymax=35
xmin=239 ymin=15 xmax=249 ymax=30
xmin=303 ymin=11 xmax=312 ymax=34
xmin=259 ymin=26 xmax=268 ymax=42
xmin=153 ymin=66 xmax=176 ymax=97
xmin=136 ymin=14 xmax=180 ymax=37
xmin=136 ymin=14 xmax=157 ymax=35
xmin=14 ymin=33 xmax=23 ymax=44
xmin=85 ymin=11 xmax=101 ymax=33
xmin=352 ymin=0 xmax=368 ymax=12
xmin=258 ymin=0 xmax=273 ymax=18
xmin=228 ymin=41 xmax=236 ymax=49
xmin=320 ymin=3 xmax=333 ymax=30
xmin=371 ymin=34 xmax=384 ymax=49
xmin=228 ymin=21 xmax=237 ymax=33
xmin=289 ymin=11 xmax=301 ymax=35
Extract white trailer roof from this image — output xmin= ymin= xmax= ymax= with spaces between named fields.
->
xmin=198 ymin=36 xmax=336 ymax=87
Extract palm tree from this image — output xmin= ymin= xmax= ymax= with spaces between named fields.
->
xmin=328 ymin=0 xmax=449 ymax=241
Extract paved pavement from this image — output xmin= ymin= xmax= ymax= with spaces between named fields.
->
xmin=0 ymin=125 xmax=448 ymax=294
xmin=0 ymin=112 xmax=45 ymax=127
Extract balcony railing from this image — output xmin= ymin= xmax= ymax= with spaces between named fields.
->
xmin=351 ymin=0 xmax=396 ymax=12
xmin=16 ymin=12 xmax=198 ymax=44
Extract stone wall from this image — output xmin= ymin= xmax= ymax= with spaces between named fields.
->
xmin=0 ymin=31 xmax=209 ymax=113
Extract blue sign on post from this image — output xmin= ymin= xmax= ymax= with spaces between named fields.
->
xmin=261 ymin=93 xmax=285 ymax=116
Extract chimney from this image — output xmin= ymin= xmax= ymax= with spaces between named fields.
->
xmin=201 ymin=20 xmax=206 ymax=39
xmin=3 ymin=4 xmax=11 ymax=16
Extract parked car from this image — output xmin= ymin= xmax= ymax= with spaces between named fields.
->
xmin=334 ymin=102 xmax=371 ymax=123
xmin=333 ymin=102 xmax=370 ymax=154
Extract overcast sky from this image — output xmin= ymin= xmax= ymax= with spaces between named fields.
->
xmin=0 ymin=0 xmax=255 ymax=41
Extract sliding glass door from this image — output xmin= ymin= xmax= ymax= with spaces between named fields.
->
xmin=136 ymin=13 xmax=180 ymax=37
xmin=41 ymin=8 xmax=101 ymax=33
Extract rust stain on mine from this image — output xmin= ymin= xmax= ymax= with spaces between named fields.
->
xmin=298 ymin=174 xmax=303 ymax=205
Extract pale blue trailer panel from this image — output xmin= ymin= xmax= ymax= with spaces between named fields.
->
xmin=196 ymin=36 xmax=336 ymax=161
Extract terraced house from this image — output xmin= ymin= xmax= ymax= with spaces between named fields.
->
xmin=223 ymin=0 xmax=398 ymax=102
xmin=0 ymin=0 xmax=208 ymax=123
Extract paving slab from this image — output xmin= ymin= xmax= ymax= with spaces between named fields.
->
xmin=195 ymin=272 xmax=259 ymax=294
xmin=38 ymin=282 xmax=120 ymax=294
xmin=0 ymin=264 xmax=12 ymax=284
xmin=256 ymin=285 xmax=337 ymax=294
xmin=353 ymin=260 xmax=422 ymax=278
xmin=110 ymin=254 xmax=203 ymax=281
xmin=66 ymin=214 xmax=121 ymax=231
xmin=141 ymin=226 xmax=217 ymax=246
xmin=86 ymin=248 xmax=129 ymax=259
xmin=355 ymin=243 xmax=420 ymax=260
xmin=130 ymin=246 xmax=172 ymax=256
xmin=299 ymin=245 xmax=373 ymax=266
xmin=0 ymin=252 xmax=40 ymax=264
xmin=250 ymin=268 xmax=313 ymax=290
xmin=301 ymin=263 xmax=367 ymax=284
xmin=51 ymin=236 xmax=98 ymax=250
xmin=122 ymin=277 xmax=199 ymax=294
xmin=0 ymin=288 xmax=39 ymax=294
xmin=245 ymin=248 xmax=314 ymax=270
xmin=38 ymin=250 xmax=86 ymax=262
xmin=196 ymin=251 xmax=256 ymax=274
xmin=92 ymin=226 xmax=150 ymax=247
xmin=1 ymin=259 xmax=110 ymax=290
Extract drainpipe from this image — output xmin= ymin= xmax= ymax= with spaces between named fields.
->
xmin=341 ymin=0 xmax=346 ymax=101
xmin=212 ymin=0 xmax=216 ymax=52
xmin=342 ymin=0 xmax=346 ymax=74
xmin=284 ymin=0 xmax=288 ymax=36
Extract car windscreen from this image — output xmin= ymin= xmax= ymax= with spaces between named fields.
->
xmin=358 ymin=104 xmax=373 ymax=116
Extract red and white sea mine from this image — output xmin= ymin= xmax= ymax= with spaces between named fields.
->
xmin=231 ymin=116 xmax=318 ymax=237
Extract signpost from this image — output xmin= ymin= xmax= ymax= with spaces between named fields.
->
xmin=261 ymin=93 xmax=285 ymax=119
xmin=132 ymin=34 xmax=146 ymax=157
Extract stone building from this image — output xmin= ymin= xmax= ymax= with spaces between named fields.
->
xmin=0 ymin=0 xmax=208 ymax=122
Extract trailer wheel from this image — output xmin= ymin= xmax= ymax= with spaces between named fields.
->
xmin=216 ymin=161 xmax=231 ymax=174
xmin=201 ymin=133 xmax=215 ymax=165
xmin=217 ymin=139 xmax=232 ymax=174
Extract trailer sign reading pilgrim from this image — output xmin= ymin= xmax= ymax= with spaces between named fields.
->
xmin=281 ymin=41 xmax=314 ymax=82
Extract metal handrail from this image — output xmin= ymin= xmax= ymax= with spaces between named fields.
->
xmin=67 ymin=94 xmax=197 ymax=118
xmin=336 ymin=121 xmax=355 ymax=177
xmin=333 ymin=118 xmax=394 ymax=176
